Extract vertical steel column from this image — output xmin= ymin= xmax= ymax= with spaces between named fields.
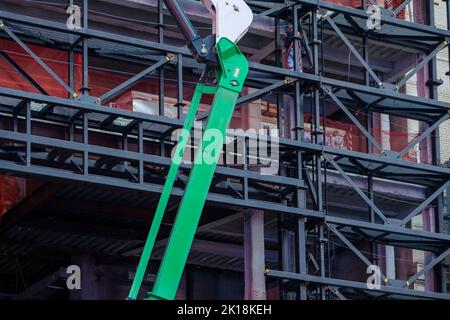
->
xmin=177 ymin=53 xmax=184 ymax=120
xmin=293 ymin=5 xmax=300 ymax=73
xmin=244 ymin=210 xmax=267 ymax=300
xmin=363 ymin=19 xmax=376 ymax=266
xmin=427 ymin=0 xmax=446 ymax=293
xmin=123 ymin=132 xmax=128 ymax=153
xmin=26 ymin=102 xmax=31 ymax=167
xmin=243 ymin=136 xmax=249 ymax=200
xmin=292 ymin=5 xmax=307 ymax=300
xmin=274 ymin=13 xmax=289 ymax=300
xmin=68 ymin=0 xmax=75 ymax=100
xmin=312 ymin=6 xmax=325 ymax=300
xmin=83 ymin=113 xmax=88 ymax=176
xmin=368 ymin=174 xmax=377 ymax=265
xmin=428 ymin=1 xmax=448 ymax=292
xmin=138 ymin=122 xmax=144 ymax=184
xmin=447 ymin=0 xmax=450 ymax=79
xmin=12 ymin=104 xmax=17 ymax=132
xmin=68 ymin=1 xmax=76 ymax=142
xmin=158 ymin=0 xmax=166 ymax=158
xmin=158 ymin=0 xmax=165 ymax=117
xmin=82 ymin=0 xmax=89 ymax=180
xmin=446 ymin=2 xmax=450 ymax=293
xmin=275 ymin=16 xmax=283 ymax=135
xmin=81 ymin=0 xmax=89 ymax=96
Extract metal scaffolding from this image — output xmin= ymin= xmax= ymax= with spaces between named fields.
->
xmin=0 ymin=0 xmax=449 ymax=299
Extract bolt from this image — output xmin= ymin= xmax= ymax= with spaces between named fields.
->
xmin=200 ymin=44 xmax=208 ymax=56
xmin=230 ymin=80 xmax=239 ymax=87
xmin=233 ymin=4 xmax=239 ymax=12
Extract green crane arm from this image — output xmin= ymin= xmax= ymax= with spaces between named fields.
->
xmin=128 ymin=37 xmax=249 ymax=300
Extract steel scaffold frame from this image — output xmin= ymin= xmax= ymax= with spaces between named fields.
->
xmin=0 ymin=0 xmax=449 ymax=299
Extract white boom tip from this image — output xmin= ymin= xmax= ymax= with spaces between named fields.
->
xmin=202 ymin=0 xmax=253 ymax=44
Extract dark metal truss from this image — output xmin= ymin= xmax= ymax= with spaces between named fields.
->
xmin=0 ymin=0 xmax=449 ymax=300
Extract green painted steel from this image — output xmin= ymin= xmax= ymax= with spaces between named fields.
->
xmin=147 ymin=37 xmax=248 ymax=300
xmin=128 ymin=83 xmax=207 ymax=300
xmin=128 ymin=37 xmax=248 ymax=300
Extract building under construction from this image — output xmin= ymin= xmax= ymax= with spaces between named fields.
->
xmin=0 ymin=0 xmax=449 ymax=300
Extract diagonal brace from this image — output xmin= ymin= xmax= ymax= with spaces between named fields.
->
xmin=322 ymin=86 xmax=384 ymax=154
xmin=325 ymin=155 xmax=389 ymax=224
xmin=405 ymin=248 xmax=450 ymax=287
xmin=0 ymin=21 xmax=76 ymax=97
xmin=328 ymin=286 xmax=347 ymax=300
xmin=401 ymin=180 xmax=450 ymax=226
xmin=303 ymin=169 xmax=318 ymax=209
xmin=99 ymin=56 xmax=171 ymax=104
xmin=398 ymin=113 xmax=450 ymax=159
xmin=328 ymin=223 xmax=389 ymax=283
xmin=237 ymin=79 xmax=293 ymax=106
xmin=393 ymin=0 xmax=413 ymax=17
xmin=396 ymin=41 xmax=448 ymax=90
xmin=0 ymin=49 xmax=49 ymax=95
xmin=324 ymin=15 xmax=383 ymax=87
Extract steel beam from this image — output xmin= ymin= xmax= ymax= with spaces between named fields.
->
xmin=398 ymin=113 xmax=450 ymax=159
xmin=99 ymin=56 xmax=171 ymax=103
xmin=324 ymin=15 xmax=382 ymax=87
xmin=396 ymin=41 xmax=449 ymax=90
xmin=0 ymin=49 xmax=48 ymax=95
xmin=401 ymin=181 xmax=450 ymax=226
xmin=266 ymin=269 xmax=450 ymax=300
xmin=325 ymin=155 xmax=389 ymax=224
xmin=322 ymin=86 xmax=383 ymax=154
xmin=0 ymin=22 xmax=76 ymax=97
xmin=327 ymin=223 xmax=388 ymax=283
xmin=405 ymin=248 xmax=450 ymax=287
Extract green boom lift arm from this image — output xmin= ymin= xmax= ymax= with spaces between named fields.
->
xmin=128 ymin=0 xmax=253 ymax=300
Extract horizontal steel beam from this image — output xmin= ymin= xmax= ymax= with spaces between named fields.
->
xmin=325 ymin=215 xmax=450 ymax=251
xmin=249 ymin=62 xmax=450 ymax=112
xmin=0 ymin=129 xmax=302 ymax=188
xmin=1 ymin=86 xmax=450 ymax=180
xmin=266 ymin=269 xmax=450 ymax=300
xmin=297 ymin=0 xmax=450 ymax=38
xmin=1 ymin=10 xmax=449 ymax=113
xmin=0 ymin=160 xmax=319 ymax=219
